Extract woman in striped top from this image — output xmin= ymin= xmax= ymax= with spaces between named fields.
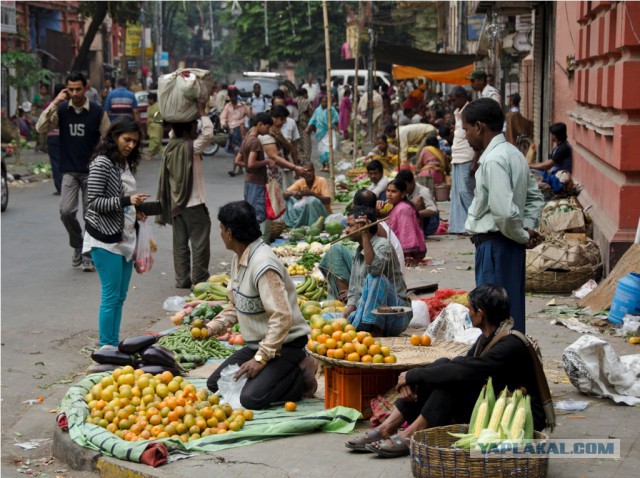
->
xmin=83 ymin=117 xmax=150 ymax=347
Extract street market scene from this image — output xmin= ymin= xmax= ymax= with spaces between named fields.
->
xmin=1 ymin=1 xmax=640 ymax=477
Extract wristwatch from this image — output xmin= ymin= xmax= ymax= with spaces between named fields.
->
xmin=254 ymin=354 xmax=268 ymax=366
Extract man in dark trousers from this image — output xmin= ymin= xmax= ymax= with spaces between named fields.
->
xmin=462 ymin=98 xmax=544 ymax=333
xmin=36 ymin=71 xmax=110 ymax=271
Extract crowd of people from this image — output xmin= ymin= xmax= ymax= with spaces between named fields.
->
xmin=16 ymin=68 xmax=563 ymax=443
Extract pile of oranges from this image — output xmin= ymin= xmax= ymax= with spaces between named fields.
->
xmin=409 ymin=334 xmax=432 ymax=347
xmin=83 ymin=366 xmax=253 ymax=442
xmin=307 ymin=319 xmax=398 ymax=364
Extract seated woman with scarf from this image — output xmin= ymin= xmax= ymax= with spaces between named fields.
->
xmin=415 ymin=135 xmax=447 ymax=185
xmin=364 ymin=134 xmax=399 ymax=173
xmin=345 ymin=284 xmax=554 ymax=458
xmin=283 ymin=162 xmax=332 ymax=228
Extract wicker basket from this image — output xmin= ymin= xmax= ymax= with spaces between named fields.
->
xmin=269 ymin=221 xmax=286 ymax=241
xmin=308 ymin=339 xmax=470 ymax=370
xmin=410 ymin=424 xmax=549 ymax=478
xmin=525 ymin=266 xmax=601 ymax=293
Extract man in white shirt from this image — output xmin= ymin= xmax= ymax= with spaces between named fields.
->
xmin=468 ymin=71 xmax=501 ymax=105
xmin=249 ymin=83 xmax=269 ymax=116
xmin=448 ymin=86 xmax=476 ymax=234
xmin=301 ymin=73 xmax=319 ymax=103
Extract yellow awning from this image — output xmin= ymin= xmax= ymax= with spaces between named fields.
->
xmin=392 ymin=64 xmax=475 ymax=86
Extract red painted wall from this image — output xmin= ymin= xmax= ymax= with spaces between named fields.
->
xmin=563 ymin=1 xmax=640 ymax=269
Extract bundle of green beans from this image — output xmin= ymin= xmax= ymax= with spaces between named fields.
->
xmin=158 ymin=327 xmax=234 ymax=360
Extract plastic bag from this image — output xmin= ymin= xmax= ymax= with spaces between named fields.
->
xmin=409 ymin=300 xmax=429 ymax=329
xmin=163 ymin=296 xmax=187 ymax=312
xmin=425 ymin=303 xmax=481 ymax=345
xmin=158 ymin=68 xmax=212 ymax=122
xmin=217 ymin=364 xmax=248 ymax=409
xmin=134 ymin=221 xmax=157 ymax=274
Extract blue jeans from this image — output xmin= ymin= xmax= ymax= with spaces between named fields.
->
xmin=91 ymin=248 xmax=134 ymax=347
xmin=244 ymin=181 xmax=266 ymax=223
xmin=474 ymin=236 xmax=526 ymax=333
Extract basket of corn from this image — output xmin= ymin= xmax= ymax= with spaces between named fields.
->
xmin=410 ymin=378 xmax=549 ymax=478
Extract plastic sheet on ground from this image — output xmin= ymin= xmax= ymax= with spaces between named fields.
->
xmin=562 ymin=335 xmax=640 ymax=405
xmin=58 ymin=374 xmax=361 ymax=465
xmin=551 ymin=317 xmax=601 ymax=335
xmin=425 ymin=303 xmax=480 ymax=345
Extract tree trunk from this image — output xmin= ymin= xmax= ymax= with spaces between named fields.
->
xmin=71 ymin=2 xmax=108 ymax=72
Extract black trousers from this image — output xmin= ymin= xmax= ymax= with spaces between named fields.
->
xmin=207 ymin=336 xmax=307 ymax=409
xmin=395 ymin=381 xmax=482 ymax=427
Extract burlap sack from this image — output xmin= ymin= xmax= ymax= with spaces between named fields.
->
xmin=158 ymin=68 xmax=212 ymax=123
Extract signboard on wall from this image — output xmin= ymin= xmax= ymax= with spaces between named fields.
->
xmin=125 ymin=23 xmax=142 ymax=57
xmin=467 ymin=15 xmax=485 ymax=41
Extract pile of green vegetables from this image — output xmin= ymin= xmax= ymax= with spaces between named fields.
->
xmin=158 ymin=327 xmax=234 ymax=364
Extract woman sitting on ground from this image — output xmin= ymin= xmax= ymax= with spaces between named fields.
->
xmin=364 ymin=134 xmax=399 ymax=172
xmin=415 ymin=135 xmax=447 ymax=185
xmin=380 ymin=179 xmax=426 ymax=267
xmin=345 ymin=284 xmax=551 ymax=458
xmin=205 ymin=201 xmax=315 ymax=409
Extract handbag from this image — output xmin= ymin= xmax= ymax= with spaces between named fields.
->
xmin=265 ymin=177 xmax=286 ymax=220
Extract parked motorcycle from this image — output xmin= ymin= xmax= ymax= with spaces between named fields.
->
xmin=202 ymin=108 xmax=228 ymax=157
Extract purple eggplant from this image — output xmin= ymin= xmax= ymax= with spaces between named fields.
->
xmin=140 ymin=345 xmax=177 ymax=367
xmin=91 ymin=349 xmax=134 ymax=366
xmin=118 ymin=335 xmax=158 ymax=354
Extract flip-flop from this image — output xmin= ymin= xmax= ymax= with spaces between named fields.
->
xmin=345 ymin=428 xmax=383 ymax=451
xmin=364 ymin=434 xmax=410 ymax=458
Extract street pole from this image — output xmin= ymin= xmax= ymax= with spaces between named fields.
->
xmin=155 ymin=1 xmax=162 ymax=76
xmin=352 ymin=1 xmax=361 ymax=164
xmin=322 ymin=0 xmax=335 ymax=201
xmin=367 ymin=0 xmax=374 ymax=143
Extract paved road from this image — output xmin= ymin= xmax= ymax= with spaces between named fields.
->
xmin=0 ymin=149 xmax=244 ymax=474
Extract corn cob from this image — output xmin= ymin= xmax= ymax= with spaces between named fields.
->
xmin=509 ymin=395 xmax=528 ymax=440
xmin=488 ymin=387 xmax=509 ymax=432
xmin=468 ymin=384 xmax=486 ymax=435
xmin=523 ymin=395 xmax=534 ymax=440
xmin=500 ymin=389 xmax=520 ymax=434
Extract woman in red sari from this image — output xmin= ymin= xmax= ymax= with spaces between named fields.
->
xmin=415 ymin=135 xmax=446 ymax=185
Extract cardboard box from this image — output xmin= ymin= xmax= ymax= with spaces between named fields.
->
xmin=542 ymin=210 xmax=585 ymax=234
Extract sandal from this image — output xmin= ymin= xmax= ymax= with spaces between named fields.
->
xmin=365 ymin=434 xmax=410 ymax=458
xmin=345 ymin=428 xmax=383 ymax=451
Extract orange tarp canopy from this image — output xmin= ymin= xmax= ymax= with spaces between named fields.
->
xmin=392 ymin=64 xmax=474 ymax=86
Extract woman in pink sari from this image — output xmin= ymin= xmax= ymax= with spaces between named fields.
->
xmin=383 ymin=179 xmax=426 ymax=266
xmin=416 ymin=135 xmax=446 ymax=185
xmin=339 ymin=87 xmax=352 ymax=140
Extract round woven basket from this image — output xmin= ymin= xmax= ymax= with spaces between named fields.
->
xmin=410 ymin=424 xmax=549 ymax=478
xmin=269 ymin=221 xmax=286 ymax=241
xmin=308 ymin=338 xmax=470 ymax=370
xmin=525 ymin=266 xmax=601 ymax=293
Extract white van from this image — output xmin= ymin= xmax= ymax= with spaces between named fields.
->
xmin=330 ymin=69 xmax=392 ymax=94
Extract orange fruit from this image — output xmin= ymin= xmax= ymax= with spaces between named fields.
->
xmin=284 ymin=401 xmax=297 ymax=412
xmin=361 ymin=354 xmax=373 ymax=363
xmin=410 ymin=334 xmax=421 ymax=346
xmin=243 ymin=409 xmax=254 ymax=420
xmin=380 ymin=346 xmax=391 ymax=357
xmin=344 ymin=324 xmax=356 ymax=333
xmin=206 ymin=417 xmax=219 ymax=427
xmin=346 ymin=352 xmax=360 ymax=362
xmin=332 ymin=330 xmax=343 ymax=342
xmin=342 ymin=342 xmax=355 ymax=355
xmin=420 ymin=335 xmax=432 ymax=347
xmin=332 ymin=321 xmax=343 ymax=332
xmin=341 ymin=332 xmax=351 ymax=343
xmin=325 ymin=338 xmax=337 ymax=349
xmin=368 ymin=344 xmax=381 ymax=356
xmin=356 ymin=331 xmax=369 ymax=343
xmin=310 ymin=329 xmax=322 ymax=340
xmin=316 ymin=334 xmax=329 ymax=344
xmin=333 ymin=348 xmax=345 ymax=360
xmin=322 ymin=324 xmax=334 ymax=335
xmin=383 ymin=355 xmax=397 ymax=363
xmin=355 ymin=343 xmax=368 ymax=356
xmin=315 ymin=343 xmax=327 ymax=356
xmin=326 ymin=348 xmax=335 ymax=358
xmin=372 ymin=354 xmax=384 ymax=363
xmin=362 ymin=336 xmax=375 ymax=347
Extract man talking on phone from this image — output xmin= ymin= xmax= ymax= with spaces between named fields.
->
xmin=37 ymin=71 xmax=110 ymax=272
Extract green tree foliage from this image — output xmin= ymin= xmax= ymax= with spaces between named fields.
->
xmin=214 ymin=1 xmax=348 ymax=78
xmin=73 ymin=1 xmax=141 ymax=71
xmin=1 ymin=52 xmax=52 ymax=103
xmin=160 ymin=2 xmax=206 ymax=60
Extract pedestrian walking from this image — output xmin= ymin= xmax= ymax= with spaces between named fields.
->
xmin=468 ymin=71 xmax=501 ymax=104
xmin=104 ymin=78 xmax=140 ymax=122
xmin=339 ymin=86 xmax=352 ymax=140
xmin=156 ymin=98 xmax=214 ymax=289
xmin=85 ymin=79 xmax=101 ymax=105
xmin=83 ymin=117 xmax=151 ymax=346
xmin=448 ymin=86 xmax=476 ymax=234
xmin=306 ymin=95 xmax=338 ymax=172
xmin=462 ymin=98 xmax=544 ymax=333
xmin=145 ymin=93 xmax=163 ymax=161
xmin=220 ymin=86 xmax=250 ymax=175
xmin=36 ymin=71 xmax=110 ymax=272
xmin=43 ymin=83 xmax=65 ymax=194
xmin=295 ymin=88 xmax=313 ymax=163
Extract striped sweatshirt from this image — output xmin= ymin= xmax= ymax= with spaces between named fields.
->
xmin=85 ymin=155 xmax=133 ymax=243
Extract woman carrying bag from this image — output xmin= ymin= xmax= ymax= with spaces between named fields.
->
xmin=83 ymin=117 xmax=158 ymax=347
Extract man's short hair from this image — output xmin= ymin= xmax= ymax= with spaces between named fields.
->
xmin=253 ymin=112 xmax=273 ymax=126
xmin=510 ymin=92 xmax=521 ymax=107
xmin=353 ymin=188 xmax=377 ymax=208
xmin=117 ymin=77 xmax=128 ymax=87
xmin=449 ymin=85 xmax=468 ymax=99
xmin=148 ymin=92 xmax=158 ymax=102
xmin=550 ymin=122 xmax=567 ymax=142
xmin=461 ymin=98 xmax=505 ymax=133
xmin=66 ymin=71 xmax=87 ymax=86
xmin=270 ymin=105 xmax=290 ymax=119
xmin=366 ymin=159 xmax=383 ymax=173
xmin=383 ymin=124 xmax=396 ymax=135
xmin=468 ymin=284 xmax=511 ymax=326
xmin=395 ymin=169 xmax=415 ymax=184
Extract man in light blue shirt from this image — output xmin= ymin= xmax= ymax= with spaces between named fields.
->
xmin=462 ymin=98 xmax=544 ymax=333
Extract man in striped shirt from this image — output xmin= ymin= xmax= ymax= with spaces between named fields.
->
xmin=104 ymin=78 xmax=140 ymax=123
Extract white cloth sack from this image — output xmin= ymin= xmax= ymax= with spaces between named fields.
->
xmin=425 ymin=303 xmax=481 ymax=344
xmin=158 ymin=68 xmax=212 ymax=122
xmin=562 ymin=335 xmax=640 ymax=406
xmin=409 ymin=300 xmax=429 ymax=328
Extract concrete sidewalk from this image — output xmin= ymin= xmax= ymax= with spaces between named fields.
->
xmin=46 ymin=232 xmax=640 ymax=478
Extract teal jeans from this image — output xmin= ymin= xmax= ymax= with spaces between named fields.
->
xmin=91 ymin=248 xmax=134 ymax=347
